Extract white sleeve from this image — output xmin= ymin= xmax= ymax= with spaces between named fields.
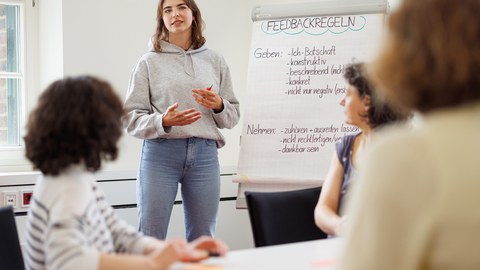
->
xmin=44 ymin=217 xmax=100 ymax=270
xmin=102 ymin=204 xmax=156 ymax=254
xmin=93 ymin=182 xmax=155 ymax=254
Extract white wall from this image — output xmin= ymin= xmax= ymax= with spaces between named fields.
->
xmin=38 ymin=0 xmax=63 ymax=91
xmin=47 ymin=0 xmax=255 ymax=173
xmin=61 ymin=0 xmax=158 ymax=172
xmin=1 ymin=0 xmax=402 ymax=173
xmin=44 ymin=0 xmax=315 ymax=173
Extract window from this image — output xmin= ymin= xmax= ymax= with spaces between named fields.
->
xmin=0 ymin=0 xmax=36 ymax=172
xmin=0 ymin=2 xmax=23 ymax=146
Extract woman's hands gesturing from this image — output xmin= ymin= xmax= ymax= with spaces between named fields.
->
xmin=162 ymin=102 xmax=202 ymax=127
xmin=192 ymin=87 xmax=224 ymax=113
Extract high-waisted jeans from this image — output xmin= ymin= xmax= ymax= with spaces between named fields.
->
xmin=137 ymin=137 xmax=220 ymax=241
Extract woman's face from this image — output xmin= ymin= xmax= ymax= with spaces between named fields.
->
xmin=339 ymin=84 xmax=370 ymax=127
xmin=162 ymin=0 xmax=194 ymax=35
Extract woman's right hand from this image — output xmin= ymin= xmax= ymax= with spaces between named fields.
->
xmin=184 ymin=236 xmax=228 ymax=262
xmin=148 ymin=240 xmax=185 ymax=270
xmin=162 ymin=102 xmax=202 ymax=127
xmin=148 ymin=239 xmax=215 ymax=270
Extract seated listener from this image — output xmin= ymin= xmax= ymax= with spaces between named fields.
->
xmin=314 ymin=63 xmax=409 ymax=236
xmin=23 ymin=76 xmax=227 ymax=270
xmin=339 ymin=0 xmax=480 ymax=269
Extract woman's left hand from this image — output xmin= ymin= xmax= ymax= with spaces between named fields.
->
xmin=184 ymin=236 xmax=228 ymax=262
xmin=192 ymin=87 xmax=224 ymax=112
xmin=145 ymin=236 xmax=228 ymax=263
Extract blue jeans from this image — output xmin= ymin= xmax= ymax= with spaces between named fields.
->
xmin=137 ymin=137 xmax=220 ymax=241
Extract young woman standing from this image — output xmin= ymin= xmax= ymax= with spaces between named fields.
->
xmin=123 ymin=0 xmax=240 ymax=241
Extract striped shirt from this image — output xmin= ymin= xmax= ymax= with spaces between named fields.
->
xmin=25 ymin=165 xmax=155 ymax=270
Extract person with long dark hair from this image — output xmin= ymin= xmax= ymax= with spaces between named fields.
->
xmin=123 ymin=0 xmax=240 ymax=241
xmin=314 ymin=62 xmax=409 ymax=236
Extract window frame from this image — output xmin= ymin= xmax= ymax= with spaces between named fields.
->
xmin=0 ymin=0 xmax=37 ymax=172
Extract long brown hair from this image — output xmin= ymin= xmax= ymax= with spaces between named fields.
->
xmin=371 ymin=0 xmax=480 ymax=113
xmin=152 ymin=0 xmax=206 ymax=51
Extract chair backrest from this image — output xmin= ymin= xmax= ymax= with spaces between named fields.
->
xmin=245 ymin=187 xmax=327 ymax=247
xmin=0 ymin=205 xmax=25 ymax=270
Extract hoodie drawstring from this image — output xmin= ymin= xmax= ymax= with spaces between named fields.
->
xmin=184 ymin=52 xmax=196 ymax=78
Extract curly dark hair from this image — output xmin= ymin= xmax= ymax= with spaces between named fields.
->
xmin=24 ymin=76 xmax=124 ymax=176
xmin=344 ymin=63 xmax=410 ymax=129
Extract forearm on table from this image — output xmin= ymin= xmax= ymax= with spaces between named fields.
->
xmin=315 ymin=204 xmax=343 ymax=236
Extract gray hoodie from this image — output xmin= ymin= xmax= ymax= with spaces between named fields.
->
xmin=123 ymin=40 xmax=240 ymax=148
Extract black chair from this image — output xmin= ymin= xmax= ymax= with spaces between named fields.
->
xmin=245 ymin=187 xmax=327 ymax=247
xmin=0 ymin=205 xmax=25 ymax=270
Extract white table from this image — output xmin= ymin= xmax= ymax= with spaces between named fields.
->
xmin=170 ymin=238 xmax=342 ymax=270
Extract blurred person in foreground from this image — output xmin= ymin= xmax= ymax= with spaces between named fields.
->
xmin=340 ymin=0 xmax=480 ymax=269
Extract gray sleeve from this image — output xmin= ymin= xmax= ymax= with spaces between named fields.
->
xmin=212 ymin=58 xmax=240 ymax=129
xmin=123 ymin=59 xmax=169 ymax=139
